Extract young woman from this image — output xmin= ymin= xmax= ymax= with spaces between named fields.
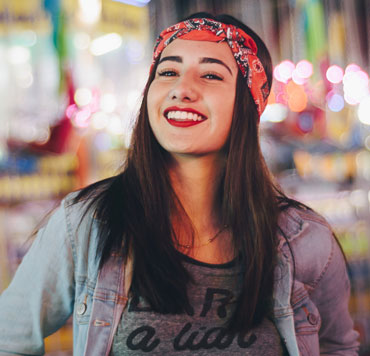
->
xmin=0 ymin=13 xmax=359 ymax=356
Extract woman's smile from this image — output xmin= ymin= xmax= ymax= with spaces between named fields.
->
xmin=164 ymin=106 xmax=207 ymax=127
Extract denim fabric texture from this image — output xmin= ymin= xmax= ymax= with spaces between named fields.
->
xmin=0 ymin=192 xmax=360 ymax=355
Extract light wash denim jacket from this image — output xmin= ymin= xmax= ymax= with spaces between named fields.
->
xmin=0 ymin=192 xmax=359 ymax=355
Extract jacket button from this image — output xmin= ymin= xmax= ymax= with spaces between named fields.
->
xmin=77 ymin=303 xmax=87 ymax=315
xmin=307 ymin=313 xmax=318 ymax=325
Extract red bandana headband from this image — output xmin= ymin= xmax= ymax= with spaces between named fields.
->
xmin=151 ymin=18 xmax=270 ymax=117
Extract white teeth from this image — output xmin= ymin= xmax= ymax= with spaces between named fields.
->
xmin=165 ymin=110 xmax=205 ymax=121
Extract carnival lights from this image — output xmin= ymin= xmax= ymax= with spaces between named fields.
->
xmin=291 ymin=70 xmax=307 ymax=85
xmin=260 ymin=103 xmax=288 ymax=123
xmin=90 ymin=33 xmax=123 ymax=56
xmin=327 ymin=92 xmax=345 ymax=112
xmin=286 ymin=81 xmax=307 ymax=112
xmin=343 ymin=70 xmax=369 ymax=105
xmin=112 ymin=0 xmax=151 ymax=7
xmin=278 ymin=60 xmax=295 ymax=82
xmin=268 ymin=59 xmax=370 ymax=122
xmin=78 ymin=0 xmax=102 ymax=25
xmin=358 ymin=96 xmax=370 ymax=125
xmin=295 ymin=60 xmax=313 ymax=79
xmin=74 ymin=88 xmax=93 ymax=107
xmin=326 ymin=65 xmax=344 ymax=84
xmin=74 ymin=107 xmax=92 ymax=128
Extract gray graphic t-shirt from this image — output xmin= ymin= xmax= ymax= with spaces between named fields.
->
xmin=111 ymin=254 xmax=283 ymax=355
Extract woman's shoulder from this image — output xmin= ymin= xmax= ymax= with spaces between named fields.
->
xmin=65 ymin=177 xmax=115 ymax=213
xmin=277 ymin=204 xmax=339 ymax=285
xmin=277 ymin=204 xmax=332 ymax=242
xmin=61 ymin=177 xmax=115 ymax=232
xmin=62 ymin=190 xmax=95 ymax=227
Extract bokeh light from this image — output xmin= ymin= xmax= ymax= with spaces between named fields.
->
xmin=327 ymin=93 xmax=344 ymax=112
xmin=358 ymin=95 xmax=370 ymax=125
xmin=260 ymin=103 xmax=288 ymax=123
xmin=73 ymin=107 xmax=92 ymax=128
xmin=113 ymin=0 xmax=151 ymax=6
xmin=74 ymin=88 xmax=93 ymax=107
xmin=328 ymin=94 xmax=344 ymax=112
xmin=273 ymin=65 xmax=287 ymax=83
xmin=286 ymin=82 xmax=307 ymax=112
xmin=345 ymin=63 xmax=361 ymax=74
xmin=298 ymin=112 xmax=314 ymax=133
xmin=295 ymin=60 xmax=313 ymax=78
xmin=291 ymin=69 xmax=306 ymax=85
xmin=78 ymin=0 xmax=102 ymax=24
xmin=344 ymin=92 xmax=358 ymax=106
xmin=278 ymin=60 xmax=295 ymax=82
xmin=326 ymin=65 xmax=344 ymax=84
xmin=66 ymin=104 xmax=78 ymax=119
xmin=90 ymin=33 xmax=122 ymax=56
xmin=343 ymin=70 xmax=370 ymax=104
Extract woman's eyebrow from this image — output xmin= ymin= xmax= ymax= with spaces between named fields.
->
xmin=158 ymin=56 xmax=182 ymax=64
xmin=200 ymin=57 xmax=232 ymax=75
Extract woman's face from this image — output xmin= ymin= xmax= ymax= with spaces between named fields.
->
xmin=147 ymin=39 xmax=238 ymax=158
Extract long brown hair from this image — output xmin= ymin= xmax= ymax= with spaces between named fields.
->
xmin=75 ymin=12 xmax=288 ymax=332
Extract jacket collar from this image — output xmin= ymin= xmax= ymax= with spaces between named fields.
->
xmin=277 ymin=207 xmax=308 ymax=250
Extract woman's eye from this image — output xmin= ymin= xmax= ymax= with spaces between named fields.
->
xmin=203 ymin=73 xmax=223 ymax=81
xmin=158 ymin=70 xmax=177 ymax=77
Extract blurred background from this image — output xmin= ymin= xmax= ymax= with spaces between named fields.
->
xmin=0 ymin=0 xmax=369 ymax=354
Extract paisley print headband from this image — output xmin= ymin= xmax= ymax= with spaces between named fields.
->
xmin=151 ymin=18 xmax=270 ymax=117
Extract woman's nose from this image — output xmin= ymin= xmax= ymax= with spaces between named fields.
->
xmin=168 ymin=74 xmax=199 ymax=102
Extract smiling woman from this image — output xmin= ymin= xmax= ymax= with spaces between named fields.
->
xmin=0 ymin=12 xmax=360 ymax=356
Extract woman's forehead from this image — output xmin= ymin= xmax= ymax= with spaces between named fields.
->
xmin=160 ymin=39 xmax=237 ymax=68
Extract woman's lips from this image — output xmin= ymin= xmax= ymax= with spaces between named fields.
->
xmin=166 ymin=119 xmax=205 ymax=127
xmin=163 ymin=107 xmax=207 ymax=127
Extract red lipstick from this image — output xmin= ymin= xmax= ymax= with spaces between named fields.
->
xmin=163 ymin=106 xmax=207 ymax=128
xmin=166 ymin=120 xmax=204 ymax=127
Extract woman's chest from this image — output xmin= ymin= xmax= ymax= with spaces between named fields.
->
xmin=110 ymin=261 xmax=283 ymax=355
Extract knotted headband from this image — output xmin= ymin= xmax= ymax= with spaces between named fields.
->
xmin=151 ymin=18 xmax=270 ymax=117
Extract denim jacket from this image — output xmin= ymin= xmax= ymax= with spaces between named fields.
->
xmin=0 ymin=192 xmax=359 ymax=355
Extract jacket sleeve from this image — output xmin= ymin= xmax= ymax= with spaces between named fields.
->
xmin=0 ymin=199 xmax=75 ymax=355
xmin=310 ymin=233 xmax=359 ymax=355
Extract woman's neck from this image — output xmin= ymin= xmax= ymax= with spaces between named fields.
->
xmin=169 ymin=154 xmax=225 ymax=237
